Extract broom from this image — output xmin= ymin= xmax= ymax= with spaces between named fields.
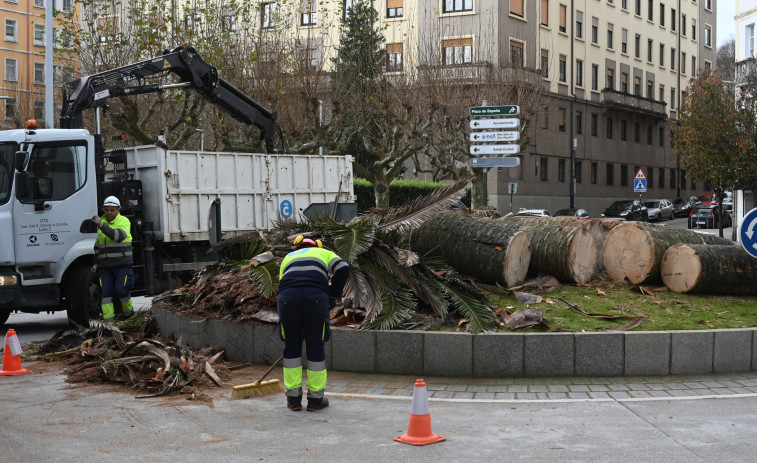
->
xmin=230 ymin=355 xmax=285 ymax=399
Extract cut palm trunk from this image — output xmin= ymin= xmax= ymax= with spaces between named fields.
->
xmin=410 ymin=212 xmax=531 ymax=287
xmin=501 ymin=217 xmax=598 ymax=284
xmin=661 ymin=244 xmax=757 ymax=294
xmin=603 ymin=222 xmax=735 ymax=284
xmin=544 ymin=217 xmax=623 ymax=273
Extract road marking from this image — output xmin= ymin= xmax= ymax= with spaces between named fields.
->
xmin=328 ymin=392 xmax=757 ymax=404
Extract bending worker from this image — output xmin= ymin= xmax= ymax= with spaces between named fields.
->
xmin=278 ymin=235 xmax=349 ymax=412
xmin=91 ymin=196 xmax=134 ymax=322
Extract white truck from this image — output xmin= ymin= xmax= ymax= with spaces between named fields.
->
xmin=0 ymin=46 xmax=354 ymax=326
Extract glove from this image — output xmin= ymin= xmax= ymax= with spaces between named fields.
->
xmin=91 ymin=215 xmax=102 ymax=226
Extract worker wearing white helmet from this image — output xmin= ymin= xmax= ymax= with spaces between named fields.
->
xmin=90 ymin=196 xmax=134 ymax=322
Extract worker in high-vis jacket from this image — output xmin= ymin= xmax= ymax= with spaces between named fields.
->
xmin=277 ymin=235 xmax=349 ymax=411
xmin=91 ymin=196 xmax=134 ymax=322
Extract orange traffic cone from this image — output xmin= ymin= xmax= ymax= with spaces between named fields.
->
xmin=394 ymin=378 xmax=445 ymax=446
xmin=0 ymin=328 xmax=31 ymax=376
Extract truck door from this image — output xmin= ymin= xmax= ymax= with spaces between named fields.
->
xmin=13 ymin=141 xmax=94 ymax=271
xmin=0 ymin=143 xmax=16 ymax=266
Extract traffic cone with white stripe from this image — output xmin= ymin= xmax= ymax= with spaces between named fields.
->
xmin=0 ymin=329 xmax=31 ymax=376
xmin=394 ymin=378 xmax=445 ymax=446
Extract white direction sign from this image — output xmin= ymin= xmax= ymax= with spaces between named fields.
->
xmin=470 ymin=131 xmax=520 ymax=142
xmin=471 ymin=157 xmax=521 ymax=168
xmin=470 ymin=118 xmax=519 ymax=130
xmin=469 ymin=144 xmax=520 ymax=155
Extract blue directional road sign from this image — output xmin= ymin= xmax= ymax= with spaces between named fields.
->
xmin=739 ymin=207 xmax=757 ymax=258
xmin=280 ymin=199 xmax=293 ymax=219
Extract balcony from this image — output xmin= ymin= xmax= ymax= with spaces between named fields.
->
xmin=600 ymin=88 xmax=667 ymax=119
xmin=735 ymin=58 xmax=757 ymax=86
xmin=417 ymin=62 xmax=493 ymax=83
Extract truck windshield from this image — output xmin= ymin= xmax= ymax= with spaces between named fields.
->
xmin=0 ymin=142 xmax=19 ymax=206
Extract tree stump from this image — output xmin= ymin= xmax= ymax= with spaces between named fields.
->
xmin=661 ymin=244 xmax=757 ymax=294
xmin=410 ymin=212 xmax=531 ymax=287
xmin=543 ymin=217 xmax=623 ymax=273
xmin=502 ymin=217 xmax=597 ymax=284
xmin=603 ymin=222 xmax=735 ymax=284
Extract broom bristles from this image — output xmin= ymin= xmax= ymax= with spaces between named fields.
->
xmin=230 ymin=378 xmax=285 ymax=400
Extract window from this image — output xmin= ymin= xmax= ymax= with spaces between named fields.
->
xmin=575 ymin=161 xmax=582 ymax=183
xmin=591 ymin=113 xmax=598 ymax=136
xmin=576 ymin=60 xmax=583 ymax=86
xmin=692 ymin=19 xmax=696 ymax=40
xmin=681 ymin=14 xmax=686 ymax=36
xmin=659 ymin=44 xmax=665 ymax=66
xmin=671 ymin=88 xmax=676 ymax=109
xmin=647 ymin=80 xmax=653 ymax=98
xmin=34 ymin=62 xmax=44 ymax=85
xmin=621 ymin=164 xmax=628 ymax=186
xmin=301 ymin=1 xmax=317 ymax=25
xmin=262 ymin=2 xmax=277 ymax=29
xmin=576 ymin=11 xmax=583 ymax=38
xmin=659 ymin=127 xmax=665 ymax=147
xmin=443 ymin=38 xmax=473 ymax=65
xmin=607 ymin=163 xmax=615 ymax=185
xmin=704 ymin=60 xmax=711 ymax=71
xmin=671 ymin=8 xmax=676 ymax=31
xmin=622 ymin=28 xmax=627 ymax=53
xmin=34 ymin=0 xmax=43 ymax=7
xmin=387 ymin=43 xmax=403 ymax=72
xmin=54 ymin=27 xmax=73 ymax=50
xmin=591 ymin=162 xmax=598 ymax=184
xmin=669 ymin=168 xmax=675 ymax=188
xmin=635 ymin=0 xmax=641 ymax=15
xmin=33 ymin=100 xmax=44 ymax=124
xmin=658 ymin=168 xmax=664 ymax=188
xmin=541 ymin=49 xmax=549 ymax=77
xmin=705 ymin=0 xmax=711 ymax=10
xmin=540 ymin=158 xmax=548 ymax=181
xmin=634 ymin=34 xmax=640 ymax=58
xmin=691 ymin=56 xmax=696 ymax=75
xmin=606 ymin=117 xmax=613 ymax=139
xmin=647 ymin=39 xmax=653 ymax=62
xmin=297 ymin=45 xmax=319 ymax=71
xmin=591 ymin=64 xmax=598 ymax=90
xmin=622 ymin=0 xmax=627 ymax=9
xmin=671 ymin=47 xmax=676 ymax=70
xmin=559 ymin=4 xmax=567 ymax=32
xmin=660 ymin=3 xmax=665 ymax=26
xmin=222 ymin=13 xmax=238 ymax=33
xmin=34 ymin=24 xmax=45 ymax=46
xmin=4 ymin=98 xmax=17 ymax=121
xmin=4 ymin=58 xmax=17 ymax=82
xmin=62 ymin=0 xmax=73 ymax=12
xmin=634 ymin=122 xmax=640 ymax=142
xmin=680 ymin=170 xmax=687 ymax=189
xmin=509 ymin=0 xmax=523 ymax=16
xmin=387 ymin=0 xmax=403 ymax=18
xmin=606 ymin=68 xmax=614 ymax=89
xmin=559 ymin=54 xmax=566 ymax=82
xmin=540 ymin=107 xmax=549 ymax=128
xmin=575 ymin=110 xmax=582 ymax=134
xmin=592 ymin=17 xmax=598 ymax=44
xmin=647 ymin=0 xmax=653 ymax=21
xmin=541 ymin=0 xmax=549 ymax=25
xmin=647 ymin=126 xmax=653 ymax=144
xmin=647 ymin=166 xmax=653 ymax=186
xmin=98 ymin=16 xmax=121 ymax=42
xmin=659 ymin=84 xmax=664 ymax=102
xmin=634 ymin=76 xmax=641 ymax=96
xmin=440 ymin=0 xmax=473 ymax=13
xmin=559 ymin=159 xmax=566 ymax=182
xmin=559 ymin=107 xmax=566 ymax=131
xmin=621 ymin=72 xmax=628 ymax=92
xmin=746 ymin=25 xmax=754 ymax=57
xmin=5 ymin=19 xmax=17 ymax=42
xmin=53 ymin=65 xmax=73 ymax=87
xmin=510 ymin=40 xmax=524 ymax=67
xmin=681 ymin=52 xmax=686 ymax=74
xmin=705 ymin=25 xmax=712 ymax=47
xmin=621 ymin=120 xmax=628 ymax=140
xmin=607 ymin=23 xmax=614 ymax=49
xmin=344 ymin=0 xmax=356 ymax=18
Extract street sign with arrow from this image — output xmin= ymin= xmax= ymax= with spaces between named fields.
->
xmin=469 ymin=131 xmax=520 ymax=142
xmin=470 ymin=144 xmax=520 ymax=155
xmin=469 ymin=119 xmax=519 ymax=130
xmin=739 ymin=207 xmax=757 ymax=258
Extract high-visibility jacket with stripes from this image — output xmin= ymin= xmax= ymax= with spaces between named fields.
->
xmin=95 ymin=213 xmax=133 ymax=268
xmin=278 ymin=246 xmax=349 ymax=297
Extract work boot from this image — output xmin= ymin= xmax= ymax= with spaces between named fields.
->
xmin=103 ymin=316 xmax=116 ymax=323
xmin=307 ymin=397 xmax=329 ymax=412
xmin=118 ymin=311 xmax=133 ymax=322
xmin=287 ymin=396 xmax=302 ymax=411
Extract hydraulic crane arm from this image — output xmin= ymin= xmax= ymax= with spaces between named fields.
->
xmin=60 ymin=46 xmax=281 ymax=153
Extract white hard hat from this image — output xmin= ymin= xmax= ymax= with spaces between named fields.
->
xmin=103 ymin=196 xmax=121 ymax=208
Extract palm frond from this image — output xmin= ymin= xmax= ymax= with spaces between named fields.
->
xmin=366 ymin=286 xmax=415 ymax=330
xmin=327 ymin=218 xmax=377 ymax=262
xmin=248 ymin=261 xmax=279 ymax=297
xmin=342 ymin=262 xmax=383 ymax=321
xmin=396 ymin=248 xmax=420 ymax=266
xmin=412 ymin=266 xmax=450 ymax=319
xmin=376 ymin=179 xmax=469 ymax=234
xmin=443 ymin=275 xmax=496 ymax=333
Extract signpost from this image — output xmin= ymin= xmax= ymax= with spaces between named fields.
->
xmin=469 ymin=144 xmax=520 ymax=155
xmin=739 ymin=207 xmax=757 ymax=258
xmin=469 ymin=105 xmax=520 ymax=116
xmin=508 ymin=182 xmax=517 ymax=213
xmin=633 ymin=168 xmax=647 ymax=193
xmin=469 ymin=119 xmax=519 ymax=130
xmin=469 ymin=131 xmax=520 ymax=142
xmin=470 ymin=157 xmax=521 ymax=168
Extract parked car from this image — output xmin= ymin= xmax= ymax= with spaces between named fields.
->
xmin=722 ymin=203 xmax=733 ymax=216
xmin=688 ymin=205 xmax=733 ymax=229
xmin=696 ymin=193 xmax=718 ymax=206
xmin=554 ymin=208 xmax=590 ymax=217
xmin=601 ymin=200 xmax=648 ymax=221
xmin=671 ymin=197 xmax=697 ymax=218
xmin=643 ymin=199 xmax=674 ymax=221
xmin=514 ymin=209 xmax=552 ymax=218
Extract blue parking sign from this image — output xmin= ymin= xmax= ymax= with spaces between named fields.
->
xmin=739 ymin=207 xmax=757 ymax=258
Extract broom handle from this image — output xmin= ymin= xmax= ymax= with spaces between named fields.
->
xmin=256 ymin=355 xmax=284 ymax=383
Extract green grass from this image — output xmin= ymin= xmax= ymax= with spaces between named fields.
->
xmin=487 ymin=279 xmax=757 ymax=332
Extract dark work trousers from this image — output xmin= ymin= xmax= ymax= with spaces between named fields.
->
xmin=277 ymin=287 xmax=332 ymax=363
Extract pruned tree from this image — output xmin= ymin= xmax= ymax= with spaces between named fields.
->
xmin=717 ymin=39 xmax=735 ymax=83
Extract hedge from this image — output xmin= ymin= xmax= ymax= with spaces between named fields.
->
xmin=354 ymin=178 xmax=471 ymax=213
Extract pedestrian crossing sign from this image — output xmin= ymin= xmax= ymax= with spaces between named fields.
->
xmin=634 ymin=179 xmax=647 ymax=192
xmin=634 ymin=168 xmax=646 ymax=180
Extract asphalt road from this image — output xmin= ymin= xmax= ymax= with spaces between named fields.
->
xmin=650 ymin=216 xmax=735 ymax=239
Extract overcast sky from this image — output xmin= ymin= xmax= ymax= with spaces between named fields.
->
xmin=717 ymin=1 xmax=736 ymax=47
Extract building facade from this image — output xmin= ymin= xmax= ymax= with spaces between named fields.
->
xmin=0 ymin=0 xmax=78 ymax=129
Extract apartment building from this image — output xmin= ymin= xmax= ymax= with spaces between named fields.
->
xmin=0 ymin=0 xmax=78 ymax=129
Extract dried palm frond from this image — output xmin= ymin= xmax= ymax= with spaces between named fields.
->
xmin=359 ymin=257 xmax=416 ymax=330
xmin=375 ymin=179 xmax=469 ymax=235
xmin=327 ymin=218 xmax=376 ymax=262
xmin=248 ymin=261 xmax=279 ymax=297
xmin=396 ymin=248 xmax=420 ymax=266
xmin=411 ymin=266 xmax=450 ymax=319
xmin=443 ymin=275 xmax=496 ymax=333
xmin=342 ymin=262 xmax=382 ymax=321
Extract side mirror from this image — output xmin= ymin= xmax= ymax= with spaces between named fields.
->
xmin=14 ymin=171 xmax=30 ymax=200
xmin=80 ymin=219 xmax=98 ymax=234
xmin=14 ymin=151 xmax=27 ymax=171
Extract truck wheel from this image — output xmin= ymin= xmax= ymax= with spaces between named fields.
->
xmin=0 ymin=309 xmax=9 ymax=325
xmin=66 ymin=265 xmax=100 ymax=328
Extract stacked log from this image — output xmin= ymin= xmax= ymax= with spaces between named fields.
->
xmin=603 ymin=222 xmax=734 ymax=284
xmin=410 ymin=212 xmax=532 ymax=287
xmin=539 ymin=217 xmax=623 ymax=273
xmin=502 ymin=217 xmax=598 ymax=284
xmin=661 ymin=244 xmax=757 ymax=294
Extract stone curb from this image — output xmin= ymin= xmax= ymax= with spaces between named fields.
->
xmin=152 ymin=307 xmax=757 ymax=377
